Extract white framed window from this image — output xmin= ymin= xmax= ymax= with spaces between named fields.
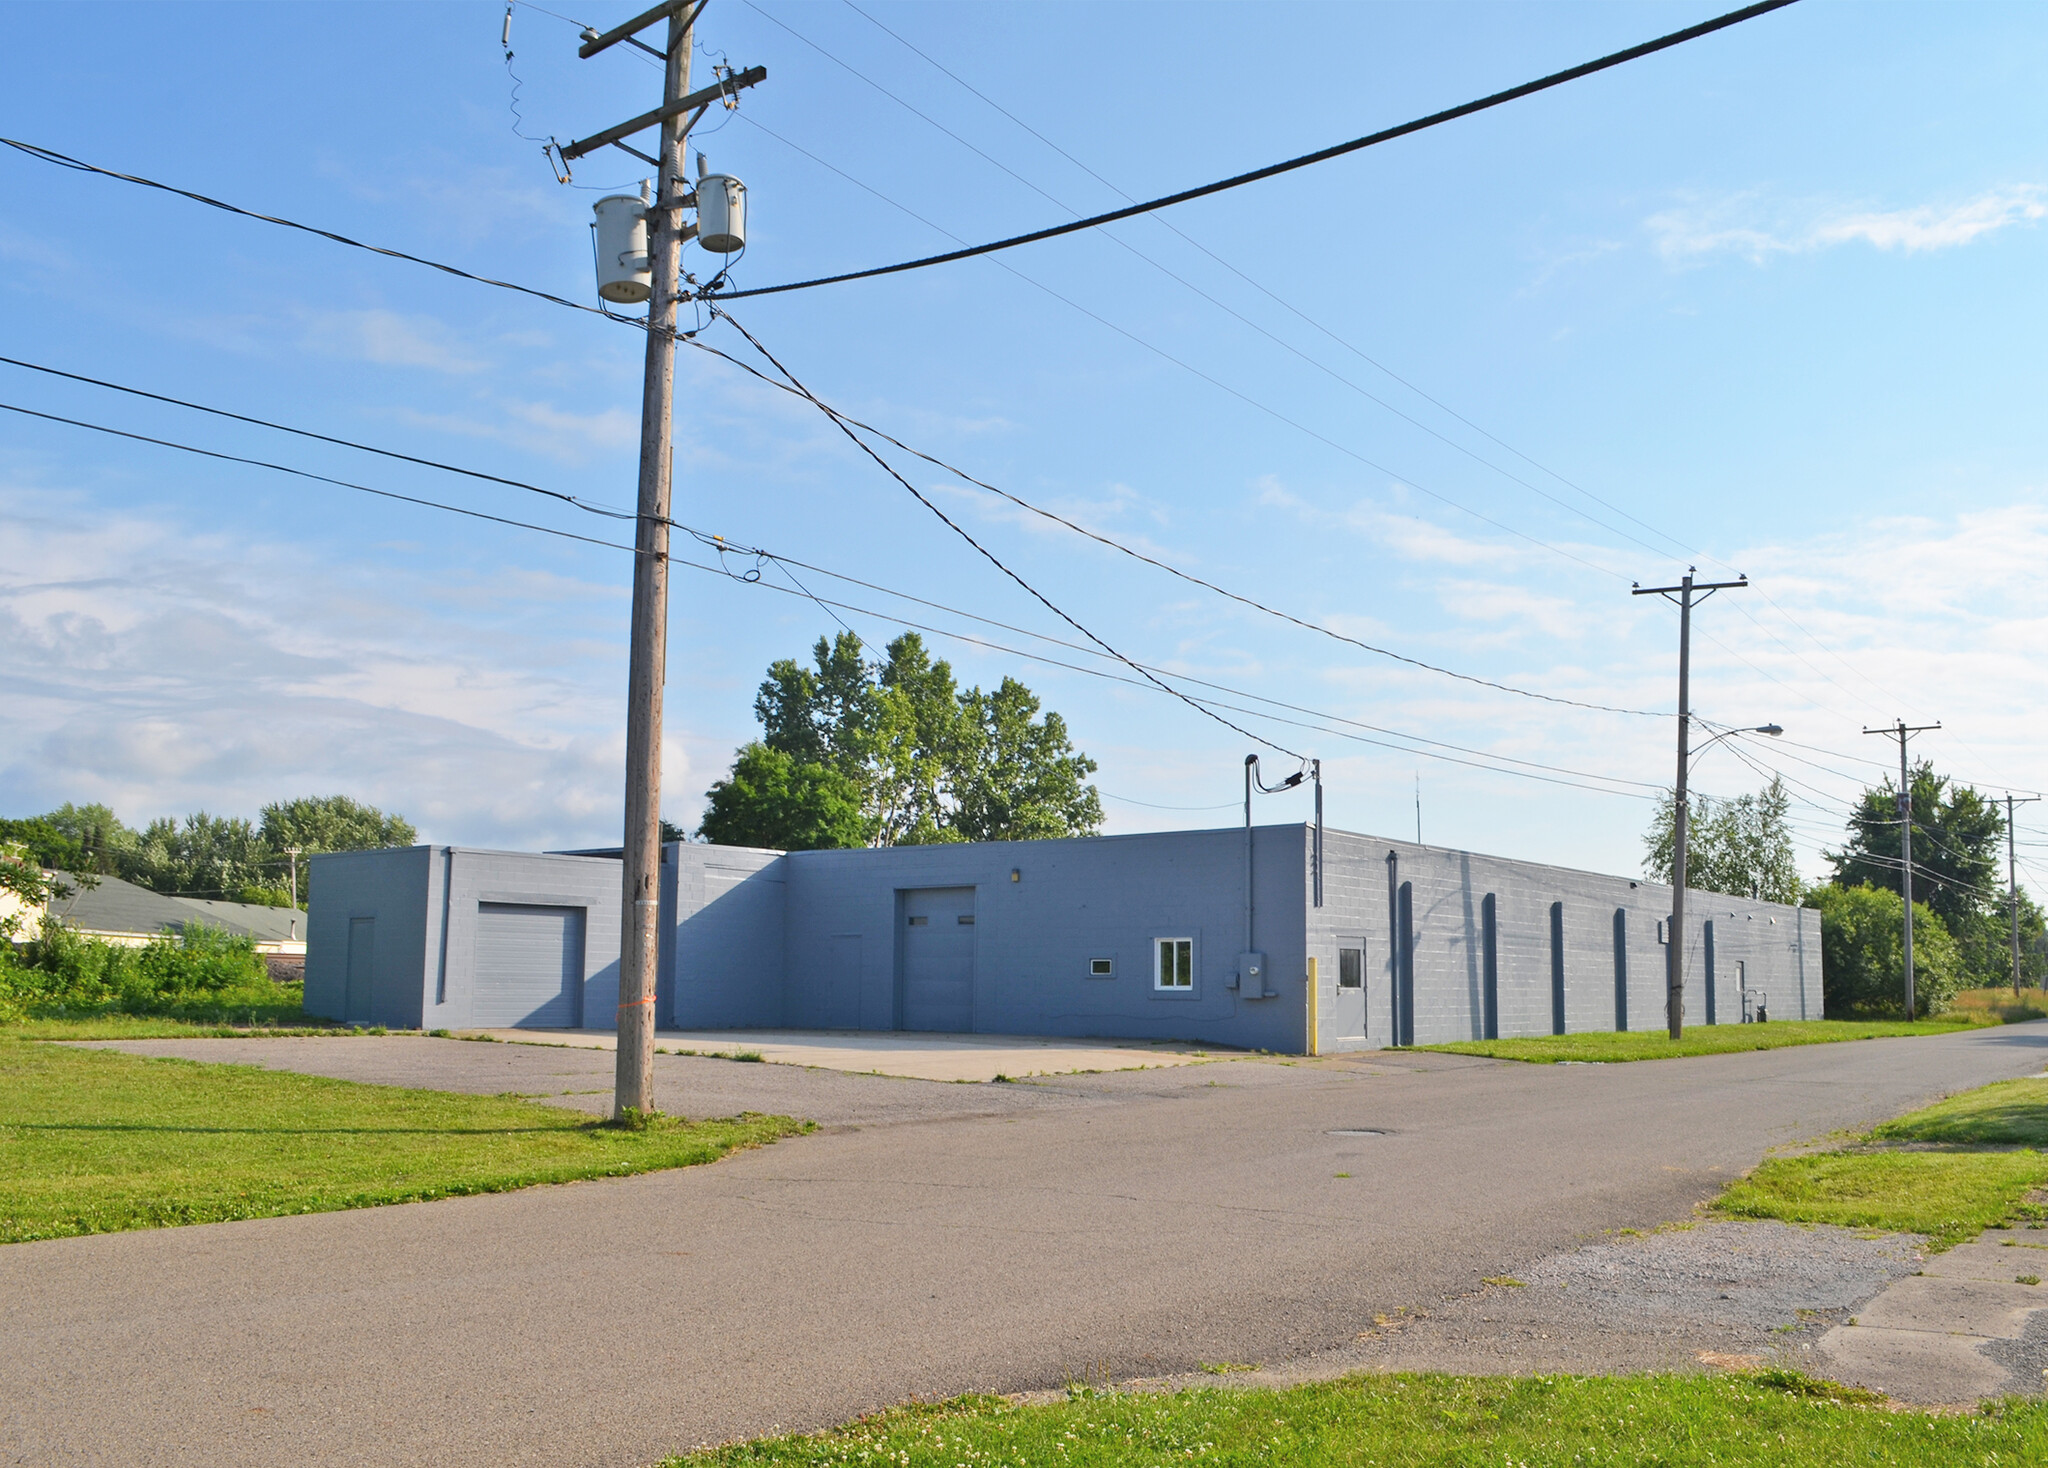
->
xmin=1155 ymin=937 xmax=1193 ymax=990
xmin=1089 ymin=957 xmax=1115 ymax=978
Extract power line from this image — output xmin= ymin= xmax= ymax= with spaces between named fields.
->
xmin=684 ymin=327 xmax=1665 ymax=719
xmin=0 ymin=401 xmax=642 ymax=555
xmin=0 ymin=354 xmax=641 ymax=524
xmin=703 ymin=306 xmax=1306 ymax=760
xmin=678 ymin=548 xmax=1661 ymax=803
xmin=0 ymin=137 xmax=623 ymax=326
xmin=778 ymin=1 xmax=1699 ymax=568
xmin=821 ymin=3 xmax=2009 ymax=781
xmin=711 ymin=0 xmax=1803 ymax=299
xmin=689 ymin=526 xmax=1666 ymax=796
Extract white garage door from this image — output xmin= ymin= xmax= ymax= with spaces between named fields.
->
xmin=474 ymin=902 xmax=585 ymax=1027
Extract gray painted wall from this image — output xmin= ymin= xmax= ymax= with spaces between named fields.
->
xmin=1307 ymin=830 xmax=1817 ymax=1051
xmin=308 ymin=847 xmax=622 ymax=1030
xmin=309 ymin=825 xmax=1816 ymax=1051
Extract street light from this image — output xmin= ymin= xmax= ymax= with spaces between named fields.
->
xmin=1667 ymin=721 xmax=1781 ymax=1041
xmin=1691 ymin=723 xmax=1782 ymax=769
xmin=1243 ymin=754 xmax=1314 ymax=1001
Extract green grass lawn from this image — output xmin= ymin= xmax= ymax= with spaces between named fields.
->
xmin=0 ymin=1042 xmax=807 ymax=1243
xmin=669 ymin=1372 xmax=2048 ymax=1467
xmin=1716 ymin=1076 xmax=2048 ymax=1249
xmin=1 ymin=1013 xmax=354 ymax=1040
xmin=1419 ymin=1016 xmax=1988 ymax=1065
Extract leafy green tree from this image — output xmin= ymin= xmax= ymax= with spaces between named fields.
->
xmin=697 ymin=743 xmax=869 ymax=851
xmin=1808 ymin=883 xmax=1962 ymax=1017
xmin=1828 ymin=762 xmax=2001 ymax=934
xmin=130 ymin=813 xmax=271 ymax=899
xmin=1952 ymin=890 xmax=2048 ymax=991
xmin=700 ymin=630 xmax=1102 ymax=851
xmin=951 ymin=678 xmax=1103 ymax=842
xmin=258 ymin=795 xmax=415 ymax=856
xmin=35 ymin=803 xmax=139 ymax=875
xmin=1641 ymin=776 xmax=1800 ymax=903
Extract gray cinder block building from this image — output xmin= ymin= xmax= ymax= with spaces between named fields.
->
xmin=305 ymin=824 xmax=1819 ymax=1052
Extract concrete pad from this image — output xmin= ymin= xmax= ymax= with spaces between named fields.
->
xmin=1923 ymin=1241 xmax=2048 ymax=1282
xmin=1815 ymin=1324 xmax=2011 ymax=1403
xmin=1853 ymin=1274 xmax=2047 ymax=1339
xmin=456 ymin=1026 xmax=1231 ymax=1082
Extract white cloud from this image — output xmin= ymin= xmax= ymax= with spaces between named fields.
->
xmin=298 ymin=307 xmax=490 ymax=374
xmin=1647 ymin=186 xmax=2046 ymax=264
xmin=0 ymin=487 xmax=707 ymax=849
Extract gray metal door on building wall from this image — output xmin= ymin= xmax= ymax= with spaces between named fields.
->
xmin=345 ymin=916 xmax=375 ymax=1024
xmin=1333 ymin=940 xmax=1367 ymax=1040
xmin=900 ymin=886 xmax=975 ymax=1032
xmin=473 ymin=902 xmax=585 ymax=1027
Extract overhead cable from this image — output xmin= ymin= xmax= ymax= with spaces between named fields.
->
xmin=685 ymin=328 xmax=1665 ymax=718
xmin=0 ymin=354 xmax=641 ymax=523
xmin=772 ymin=3 xmax=1694 ymax=567
xmin=0 ymin=137 xmax=623 ymax=326
xmin=709 ymin=0 xmax=1802 ymax=299
xmin=0 ymin=402 xmax=641 ymax=555
xmin=678 ymin=550 xmax=1659 ymax=802
xmin=687 ymin=525 xmax=1666 ymax=795
xmin=704 ymin=306 xmax=1307 ymax=760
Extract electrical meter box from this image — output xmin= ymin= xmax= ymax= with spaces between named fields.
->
xmin=1235 ymin=952 xmax=1268 ymax=998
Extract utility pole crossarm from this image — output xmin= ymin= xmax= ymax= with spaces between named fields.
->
xmin=1632 ymin=568 xmax=1749 ymax=1041
xmin=560 ymin=67 xmax=766 ymax=162
xmin=1863 ymin=720 xmax=1940 ymax=1020
xmin=578 ymin=0 xmax=696 ymax=58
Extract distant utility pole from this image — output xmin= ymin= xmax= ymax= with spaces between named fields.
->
xmin=2006 ymin=793 xmax=2040 ymax=997
xmin=1633 ymin=568 xmax=1748 ymax=1041
xmin=285 ymin=846 xmax=301 ymax=911
xmin=1862 ymin=719 xmax=1940 ymax=1020
xmin=560 ymin=1 xmax=764 ymax=1119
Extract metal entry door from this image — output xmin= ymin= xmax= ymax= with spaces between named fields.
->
xmin=473 ymin=902 xmax=585 ymax=1027
xmin=345 ymin=916 xmax=375 ymax=1024
xmin=1332 ymin=939 xmax=1367 ymax=1039
xmin=900 ymin=887 xmax=975 ymax=1032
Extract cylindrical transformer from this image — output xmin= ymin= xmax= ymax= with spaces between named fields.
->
xmin=592 ymin=195 xmax=652 ymax=303
xmin=696 ymin=174 xmax=746 ymax=254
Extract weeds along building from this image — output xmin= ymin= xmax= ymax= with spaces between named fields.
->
xmin=304 ymin=824 xmax=1819 ymax=1052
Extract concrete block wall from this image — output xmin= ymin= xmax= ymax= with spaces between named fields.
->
xmin=309 ymin=847 xmax=623 ymax=1030
xmin=1307 ymin=829 xmax=1817 ymax=1050
xmin=305 ymin=846 xmax=431 ymax=1028
xmin=661 ymin=843 xmax=787 ymax=1029
xmin=757 ymin=826 xmax=1311 ymax=1052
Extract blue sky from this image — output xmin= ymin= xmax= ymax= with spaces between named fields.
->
xmin=4 ymin=0 xmax=2046 ymax=894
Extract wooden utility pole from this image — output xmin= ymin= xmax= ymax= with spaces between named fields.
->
xmin=1634 ymin=569 xmax=1747 ymax=1040
xmin=566 ymin=2 xmax=696 ymax=1118
xmin=1863 ymin=720 xmax=1939 ymax=1020
xmin=560 ymin=1 xmax=763 ymax=1118
xmin=2007 ymin=793 xmax=2040 ymax=997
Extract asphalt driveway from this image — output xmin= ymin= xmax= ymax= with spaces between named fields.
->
xmin=4 ymin=1023 xmax=2045 ymax=1466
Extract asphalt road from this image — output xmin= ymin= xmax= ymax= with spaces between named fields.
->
xmin=5 ymin=1025 xmax=2046 ymax=1467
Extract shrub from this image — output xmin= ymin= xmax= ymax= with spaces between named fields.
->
xmin=1810 ymin=882 xmax=1962 ymax=1018
xmin=1 ymin=918 xmax=282 ymax=1020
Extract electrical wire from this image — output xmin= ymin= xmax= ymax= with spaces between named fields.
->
xmin=710 ymin=1 xmax=1802 ymax=299
xmin=0 ymin=401 xmax=642 ymax=556
xmin=822 ymin=6 xmax=2029 ymax=787
xmin=0 ymin=353 xmax=643 ymax=523
xmin=702 ymin=305 xmax=1306 ymax=760
xmin=767 ymin=2 xmax=1697 ymax=570
xmin=0 ymin=137 xmax=627 ymax=328
xmin=676 ymin=550 xmax=1661 ymax=802
xmin=684 ymin=526 xmax=1666 ymax=795
xmin=684 ymin=327 xmax=1665 ymax=718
